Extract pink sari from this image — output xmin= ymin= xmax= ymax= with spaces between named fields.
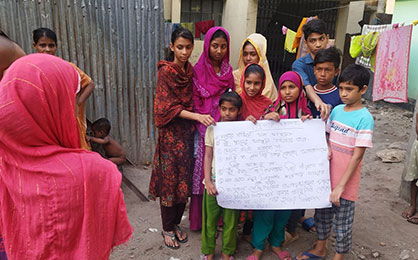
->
xmin=0 ymin=54 xmax=132 ymax=259
xmin=190 ymin=27 xmax=234 ymax=230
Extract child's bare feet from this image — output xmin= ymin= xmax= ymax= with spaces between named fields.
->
xmin=402 ymin=205 xmax=416 ymax=219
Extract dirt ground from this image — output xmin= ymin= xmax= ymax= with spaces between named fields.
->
xmin=110 ymin=101 xmax=418 ymax=260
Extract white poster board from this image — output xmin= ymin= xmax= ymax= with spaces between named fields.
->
xmin=213 ymin=119 xmax=332 ymax=210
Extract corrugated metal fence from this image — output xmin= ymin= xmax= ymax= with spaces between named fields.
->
xmin=0 ymin=0 xmax=165 ymax=164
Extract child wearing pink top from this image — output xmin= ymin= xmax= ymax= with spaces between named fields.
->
xmin=296 ymin=64 xmax=374 ymax=260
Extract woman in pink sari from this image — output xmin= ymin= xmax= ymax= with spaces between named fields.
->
xmin=190 ymin=27 xmax=235 ymax=230
xmin=0 ymin=54 xmax=132 ymax=259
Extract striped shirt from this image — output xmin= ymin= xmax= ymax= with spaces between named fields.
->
xmin=326 ymin=105 xmax=374 ymax=201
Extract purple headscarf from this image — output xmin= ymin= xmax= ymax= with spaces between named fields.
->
xmin=192 ymin=26 xmax=234 ymax=195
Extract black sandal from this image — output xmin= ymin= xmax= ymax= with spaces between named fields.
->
xmin=161 ymin=231 xmax=180 ymax=249
xmin=174 ymin=225 xmax=188 ymax=243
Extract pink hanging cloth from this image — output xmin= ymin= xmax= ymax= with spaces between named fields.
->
xmin=373 ymin=25 xmax=413 ymax=103
xmin=0 ymin=54 xmax=132 ymax=259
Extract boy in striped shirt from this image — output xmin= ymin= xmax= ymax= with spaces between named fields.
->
xmin=296 ymin=64 xmax=374 ymax=260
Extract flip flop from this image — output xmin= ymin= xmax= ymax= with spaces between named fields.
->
xmin=275 ymin=250 xmax=292 ymax=260
xmin=174 ymin=225 xmax=188 ymax=243
xmin=407 ymin=214 xmax=418 ymax=224
xmin=245 ymin=255 xmax=259 ymax=260
xmin=161 ymin=231 xmax=179 ymax=249
xmin=294 ymin=252 xmax=325 ymax=260
xmin=302 ymin=218 xmax=315 ymax=232
xmin=402 ymin=207 xmax=416 ymax=219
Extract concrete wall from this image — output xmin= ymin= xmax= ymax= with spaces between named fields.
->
xmin=394 ymin=0 xmax=418 ymax=203
xmin=164 ymin=0 xmax=171 ymax=20
xmin=222 ymin=0 xmax=258 ymax=69
xmin=164 ymin=0 xmax=258 ymax=66
xmin=335 ymin=1 xmax=365 ymax=52
xmin=385 ymin=0 xmax=396 ymax=14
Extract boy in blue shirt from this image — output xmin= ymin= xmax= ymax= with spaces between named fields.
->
xmin=292 ymin=19 xmax=331 ymax=119
xmin=309 ymin=47 xmax=343 ymax=118
xmin=296 ymin=64 xmax=374 ymax=260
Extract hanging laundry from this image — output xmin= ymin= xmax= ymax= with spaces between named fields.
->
xmin=292 ymin=18 xmax=308 ymax=50
xmin=195 ymin=20 xmax=215 ymax=38
xmin=350 ymin=32 xmax=380 ymax=71
xmin=349 ymin=35 xmax=363 ymax=58
xmin=373 ymin=25 xmax=413 ymax=103
xmin=292 ymin=16 xmax=317 ymax=59
xmin=284 ymin=28 xmax=297 ymax=53
xmin=282 ymin=25 xmax=288 ymax=35
xmin=356 ymin=24 xmax=392 ymax=68
xmin=180 ymin=22 xmax=194 ymax=35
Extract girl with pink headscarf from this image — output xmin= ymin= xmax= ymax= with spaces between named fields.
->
xmin=263 ymin=71 xmax=312 ymax=120
xmin=190 ymin=27 xmax=235 ymax=231
xmin=247 ymin=71 xmax=312 ymax=260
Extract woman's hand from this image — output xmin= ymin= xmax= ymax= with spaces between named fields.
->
xmin=264 ymin=112 xmax=280 ymax=122
xmin=246 ymin=115 xmax=257 ymax=124
xmin=300 ymin=114 xmax=312 ymax=122
xmin=205 ymin=181 xmax=218 ymax=196
xmin=197 ymin=114 xmax=216 ymax=127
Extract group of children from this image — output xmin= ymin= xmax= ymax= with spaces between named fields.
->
xmin=202 ymin=66 xmax=373 ymax=260
xmin=149 ymin=17 xmax=375 ymax=260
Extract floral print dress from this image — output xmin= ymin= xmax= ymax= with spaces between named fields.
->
xmin=148 ymin=60 xmax=195 ymax=207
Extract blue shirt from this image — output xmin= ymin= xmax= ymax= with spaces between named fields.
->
xmin=292 ymin=53 xmax=338 ymax=87
xmin=309 ymin=85 xmax=343 ymax=118
xmin=292 ymin=53 xmax=316 ymax=86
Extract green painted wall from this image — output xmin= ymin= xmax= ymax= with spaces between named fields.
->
xmin=392 ymin=0 xmax=418 ymax=99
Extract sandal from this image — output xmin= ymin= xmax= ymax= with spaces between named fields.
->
xmin=245 ymin=255 xmax=259 ymax=260
xmin=174 ymin=225 xmax=188 ymax=243
xmin=161 ymin=231 xmax=179 ymax=249
xmin=275 ymin=250 xmax=291 ymax=260
xmin=402 ymin=206 xmax=416 ymax=219
xmin=407 ymin=214 xmax=418 ymax=224
xmin=302 ymin=217 xmax=315 ymax=232
xmin=295 ymin=252 xmax=326 ymax=260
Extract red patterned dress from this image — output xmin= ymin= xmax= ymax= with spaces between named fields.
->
xmin=148 ymin=60 xmax=195 ymax=207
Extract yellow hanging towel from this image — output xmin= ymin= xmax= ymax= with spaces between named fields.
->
xmin=284 ymin=29 xmax=297 ymax=53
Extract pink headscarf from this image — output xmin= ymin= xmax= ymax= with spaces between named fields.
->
xmin=192 ymin=26 xmax=234 ymax=195
xmin=277 ymin=71 xmax=311 ymax=119
xmin=193 ymin=26 xmax=235 ymax=127
xmin=0 ymin=54 xmax=132 ymax=259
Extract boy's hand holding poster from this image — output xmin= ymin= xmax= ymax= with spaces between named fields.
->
xmin=214 ymin=119 xmax=332 ymax=210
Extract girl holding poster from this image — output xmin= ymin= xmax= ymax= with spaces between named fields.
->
xmin=202 ymin=90 xmax=242 ymax=260
xmin=246 ymin=71 xmax=311 ymax=260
